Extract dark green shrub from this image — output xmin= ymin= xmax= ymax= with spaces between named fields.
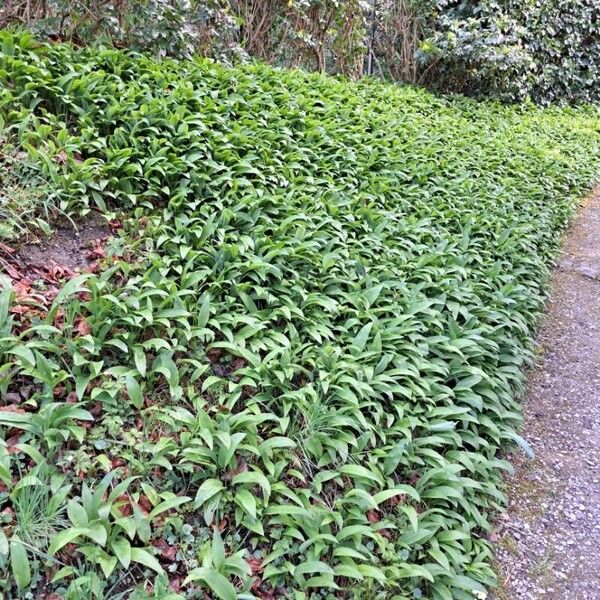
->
xmin=424 ymin=0 xmax=600 ymax=104
xmin=2 ymin=1 xmax=599 ymax=103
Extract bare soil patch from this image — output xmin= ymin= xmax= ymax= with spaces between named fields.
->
xmin=1 ymin=213 xmax=112 ymax=326
xmin=15 ymin=212 xmax=111 ymax=272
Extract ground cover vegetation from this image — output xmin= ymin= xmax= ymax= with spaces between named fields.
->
xmin=1 ymin=1 xmax=599 ymax=105
xmin=0 ymin=30 xmax=600 ymax=600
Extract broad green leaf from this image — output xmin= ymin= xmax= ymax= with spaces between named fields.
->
xmin=193 ymin=478 xmax=224 ymax=508
xmin=183 ymin=567 xmax=236 ymax=600
xmin=67 ymin=500 xmax=88 ymax=527
xmin=130 ymin=547 xmax=163 ymax=573
xmin=49 ymin=527 xmax=87 ymax=555
xmin=148 ymin=496 xmax=191 ymax=519
xmin=338 ymin=464 xmax=383 ymax=486
xmin=10 ymin=536 xmax=31 ymax=590
xmin=373 ymin=485 xmax=420 ymax=504
xmin=134 ymin=347 xmax=147 ymax=377
xmin=294 ymin=560 xmax=334 ymax=579
xmin=111 ymin=537 xmax=132 ymax=568
xmin=235 ymin=488 xmax=257 ymax=519
xmin=352 ymin=322 xmax=373 ymax=352
xmin=356 ymin=564 xmax=386 ymax=583
xmin=125 ymin=374 xmax=143 ymax=408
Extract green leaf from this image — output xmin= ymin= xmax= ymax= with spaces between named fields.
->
xmin=373 ymin=485 xmax=420 ymax=504
xmin=0 ymin=411 xmax=32 ymax=431
xmin=198 ymin=294 xmax=211 ymax=328
xmin=356 ymin=564 xmax=386 ymax=583
xmin=232 ymin=469 xmax=271 ymax=500
xmin=397 ymin=563 xmax=434 ymax=582
xmin=148 ymin=496 xmax=191 ymax=519
xmin=428 ymin=547 xmax=451 ymax=571
xmin=506 ymin=431 xmax=535 ymax=459
xmin=211 ymin=530 xmax=226 ymax=569
xmin=193 ymin=478 xmax=224 ymax=508
xmin=84 ymin=523 xmax=108 ymax=546
xmin=235 ymin=488 xmax=257 ymax=519
xmin=7 ymin=346 xmax=35 ymax=367
xmin=130 ymin=547 xmax=163 ymax=573
xmin=134 ymin=347 xmax=147 ymax=377
xmin=352 ymin=322 xmax=373 ymax=352
xmin=183 ymin=567 xmax=236 ymax=600
xmin=111 ymin=537 xmax=131 ymax=568
xmin=49 ymin=527 xmax=87 ymax=555
xmin=333 ymin=564 xmax=364 ymax=580
xmin=125 ymin=374 xmax=143 ymax=408
xmin=294 ymin=560 xmax=334 ymax=579
xmin=431 ymin=582 xmax=454 ymax=600
xmin=67 ymin=501 xmax=88 ymax=527
xmin=51 ymin=566 xmax=77 ymax=583
xmin=46 ymin=274 xmax=90 ymax=321
xmin=10 ymin=536 xmax=31 ymax=591
xmin=98 ymin=553 xmax=118 ymax=578
xmin=449 ymin=574 xmax=486 ymax=592
xmin=338 ymin=464 xmax=383 ymax=485
xmin=398 ymin=505 xmax=419 ymax=532
xmin=422 ymin=485 xmax=463 ymax=500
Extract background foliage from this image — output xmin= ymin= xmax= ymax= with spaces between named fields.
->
xmin=427 ymin=0 xmax=600 ymax=104
xmin=1 ymin=0 xmax=599 ymax=103
xmin=1 ymin=31 xmax=599 ymax=598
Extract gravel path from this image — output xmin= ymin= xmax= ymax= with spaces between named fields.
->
xmin=493 ymin=191 xmax=600 ymax=599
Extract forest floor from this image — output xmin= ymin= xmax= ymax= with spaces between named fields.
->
xmin=493 ymin=191 xmax=600 ymax=599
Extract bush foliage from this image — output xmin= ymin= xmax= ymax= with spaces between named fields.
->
xmin=428 ymin=0 xmax=600 ymax=104
xmin=1 ymin=31 xmax=600 ymax=599
xmin=1 ymin=0 xmax=599 ymax=104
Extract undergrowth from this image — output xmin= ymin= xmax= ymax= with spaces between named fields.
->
xmin=0 ymin=138 xmax=52 ymax=242
xmin=0 ymin=31 xmax=599 ymax=600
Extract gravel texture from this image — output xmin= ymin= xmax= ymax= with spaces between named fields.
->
xmin=492 ymin=191 xmax=600 ymax=599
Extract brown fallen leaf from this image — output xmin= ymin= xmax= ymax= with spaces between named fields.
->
xmin=74 ymin=315 xmax=92 ymax=336
xmin=153 ymin=538 xmax=178 ymax=561
xmin=115 ymin=494 xmax=133 ymax=517
xmin=87 ymin=241 xmax=106 ymax=260
xmin=6 ymin=435 xmax=22 ymax=454
xmin=367 ymin=510 xmax=380 ymax=523
xmin=247 ymin=556 xmax=263 ymax=576
xmin=47 ymin=263 xmax=75 ymax=283
xmin=0 ymin=405 xmax=26 ymax=414
xmin=206 ymin=348 xmax=223 ymax=363
xmin=9 ymin=304 xmax=31 ymax=316
xmin=108 ymin=219 xmax=123 ymax=232
xmin=138 ymin=495 xmax=152 ymax=515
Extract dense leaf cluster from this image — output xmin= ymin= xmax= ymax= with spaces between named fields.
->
xmin=427 ymin=0 xmax=600 ymax=104
xmin=3 ymin=1 xmax=600 ymax=104
xmin=1 ymin=32 xmax=599 ymax=599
